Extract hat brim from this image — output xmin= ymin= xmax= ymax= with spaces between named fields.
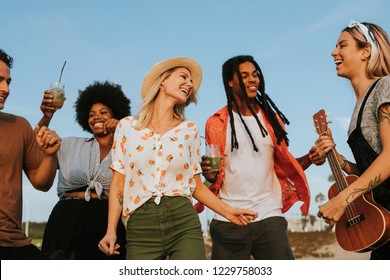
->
xmin=141 ymin=57 xmax=202 ymax=100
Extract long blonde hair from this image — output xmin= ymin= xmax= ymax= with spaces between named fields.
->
xmin=136 ymin=67 xmax=198 ymax=130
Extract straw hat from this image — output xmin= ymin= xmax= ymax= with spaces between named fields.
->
xmin=141 ymin=57 xmax=202 ymax=100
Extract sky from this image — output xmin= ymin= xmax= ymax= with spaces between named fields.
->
xmin=2 ymin=0 xmax=390 ymax=229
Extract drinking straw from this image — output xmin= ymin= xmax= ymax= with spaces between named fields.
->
xmin=200 ymin=136 xmax=208 ymax=146
xmin=59 ymin=61 xmax=67 ymax=83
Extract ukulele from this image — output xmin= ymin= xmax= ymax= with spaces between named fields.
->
xmin=313 ymin=109 xmax=390 ymax=252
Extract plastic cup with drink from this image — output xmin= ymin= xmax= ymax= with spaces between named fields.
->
xmin=50 ymin=61 xmax=67 ymax=109
xmin=205 ymin=143 xmax=221 ymax=172
xmin=50 ymin=81 xmax=65 ymax=109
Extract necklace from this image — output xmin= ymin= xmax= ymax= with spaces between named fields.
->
xmin=149 ymin=118 xmax=176 ymax=135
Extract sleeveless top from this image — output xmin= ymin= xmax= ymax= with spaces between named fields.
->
xmin=347 ymin=79 xmax=390 ymax=211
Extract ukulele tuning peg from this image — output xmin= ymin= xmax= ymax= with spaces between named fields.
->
xmin=324 ymin=111 xmax=332 ymax=124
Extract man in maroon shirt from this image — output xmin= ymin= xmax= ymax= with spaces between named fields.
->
xmin=0 ymin=48 xmax=61 ymax=260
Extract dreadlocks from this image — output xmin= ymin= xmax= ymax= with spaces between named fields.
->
xmin=222 ymin=55 xmax=289 ymax=152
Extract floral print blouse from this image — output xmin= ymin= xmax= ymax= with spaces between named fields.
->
xmin=111 ymin=116 xmax=202 ymax=225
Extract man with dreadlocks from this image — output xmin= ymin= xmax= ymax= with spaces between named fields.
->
xmin=195 ymin=55 xmax=323 ymax=260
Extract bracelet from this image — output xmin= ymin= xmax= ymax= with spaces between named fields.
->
xmin=340 ymin=155 xmax=348 ymax=170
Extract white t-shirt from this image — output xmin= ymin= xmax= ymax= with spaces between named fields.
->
xmin=214 ymin=111 xmax=283 ymax=222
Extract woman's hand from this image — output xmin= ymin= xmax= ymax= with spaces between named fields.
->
xmin=34 ymin=125 xmax=61 ymax=155
xmin=317 ymin=193 xmax=348 ymax=228
xmin=40 ymin=90 xmax=66 ymax=118
xmin=314 ymin=128 xmax=336 ymax=158
xmin=103 ymin=118 xmax=119 ymax=135
xmin=98 ymin=231 xmax=121 ymax=256
xmin=225 ymin=207 xmax=258 ymax=226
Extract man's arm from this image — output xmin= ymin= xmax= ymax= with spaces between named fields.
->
xmin=25 ymin=125 xmax=61 ymax=191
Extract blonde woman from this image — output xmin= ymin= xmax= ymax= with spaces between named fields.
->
xmin=99 ymin=57 xmax=257 ymax=260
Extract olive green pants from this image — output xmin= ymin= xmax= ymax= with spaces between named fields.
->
xmin=126 ymin=196 xmax=206 ymax=260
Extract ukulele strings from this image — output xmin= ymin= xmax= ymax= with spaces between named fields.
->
xmin=327 ymin=149 xmax=358 ymax=220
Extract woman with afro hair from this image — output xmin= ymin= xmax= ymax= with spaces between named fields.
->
xmin=38 ymin=81 xmax=131 ymax=259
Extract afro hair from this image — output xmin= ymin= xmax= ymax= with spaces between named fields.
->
xmin=74 ymin=81 xmax=131 ymax=133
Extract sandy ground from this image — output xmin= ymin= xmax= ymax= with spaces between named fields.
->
xmin=205 ymin=232 xmax=372 ymax=260
xmin=302 ymin=241 xmax=371 ymax=260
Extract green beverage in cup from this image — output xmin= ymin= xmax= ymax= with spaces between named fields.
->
xmin=207 ymin=156 xmax=221 ymax=172
xmin=206 ymin=144 xmax=221 ymax=172
xmin=50 ymin=81 xmax=65 ymax=109
xmin=50 ymin=61 xmax=67 ymax=109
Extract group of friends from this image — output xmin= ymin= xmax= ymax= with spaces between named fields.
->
xmin=1 ymin=20 xmax=390 ymax=260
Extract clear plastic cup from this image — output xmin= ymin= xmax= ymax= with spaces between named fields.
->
xmin=50 ymin=81 xmax=65 ymax=109
xmin=206 ymin=144 xmax=221 ymax=172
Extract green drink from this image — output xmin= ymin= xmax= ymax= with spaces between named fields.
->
xmin=50 ymin=61 xmax=67 ymax=109
xmin=206 ymin=144 xmax=221 ymax=172
xmin=207 ymin=156 xmax=221 ymax=172
xmin=50 ymin=81 xmax=65 ymax=109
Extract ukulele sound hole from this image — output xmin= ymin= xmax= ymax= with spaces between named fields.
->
xmin=346 ymin=214 xmax=365 ymax=227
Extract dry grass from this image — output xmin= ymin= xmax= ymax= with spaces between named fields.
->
xmin=288 ymin=231 xmax=336 ymax=259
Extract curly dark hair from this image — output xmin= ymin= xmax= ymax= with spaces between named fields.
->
xmin=74 ymin=81 xmax=131 ymax=133
xmin=0 ymin=49 xmax=13 ymax=68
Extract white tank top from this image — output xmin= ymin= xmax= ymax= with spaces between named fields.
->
xmin=214 ymin=111 xmax=283 ymax=222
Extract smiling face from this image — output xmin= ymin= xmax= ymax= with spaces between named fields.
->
xmin=160 ymin=67 xmax=194 ymax=105
xmin=88 ymin=103 xmax=113 ymax=136
xmin=0 ymin=60 xmax=11 ymax=110
xmin=331 ymin=31 xmax=368 ymax=80
xmin=229 ymin=61 xmax=260 ymax=100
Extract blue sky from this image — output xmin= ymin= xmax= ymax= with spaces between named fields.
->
xmin=3 ymin=0 xmax=390 ymax=227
